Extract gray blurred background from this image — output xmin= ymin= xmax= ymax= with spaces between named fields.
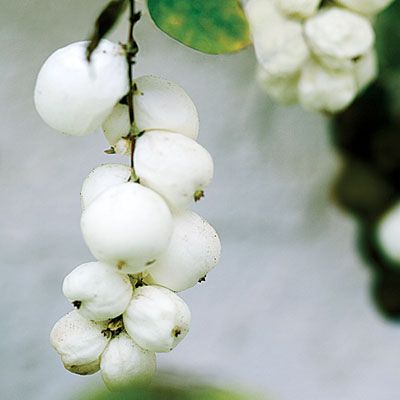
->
xmin=1 ymin=1 xmax=400 ymax=399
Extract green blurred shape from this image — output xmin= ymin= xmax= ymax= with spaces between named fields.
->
xmin=75 ymin=374 xmax=263 ymax=400
xmin=147 ymin=0 xmax=251 ymax=54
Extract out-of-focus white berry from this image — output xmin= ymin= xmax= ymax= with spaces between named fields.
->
xmin=100 ymin=332 xmax=156 ymax=391
xmin=257 ymin=66 xmax=299 ymax=104
xmin=102 ymin=76 xmax=199 ymax=145
xmin=147 ymin=211 xmax=221 ymax=292
xmin=305 ymin=7 xmax=374 ymax=70
xmin=81 ymin=182 xmax=172 ymax=274
xmin=245 ymin=0 xmax=309 ymax=77
xmin=81 ymin=164 xmax=131 ymax=210
xmin=354 ymin=49 xmax=378 ymax=91
xmin=102 ymin=103 xmax=131 ymax=146
xmin=276 ymin=0 xmax=321 ymax=18
xmin=34 ymin=40 xmax=128 ymax=136
xmin=377 ymin=202 xmax=400 ymax=264
xmin=335 ymin=0 xmax=395 ymax=15
xmin=50 ymin=310 xmax=109 ymax=375
xmin=123 ymin=285 xmax=191 ymax=353
xmin=298 ymin=59 xmax=357 ymax=113
xmin=135 ymin=131 xmax=214 ymax=210
xmin=62 ymin=262 xmax=133 ymax=321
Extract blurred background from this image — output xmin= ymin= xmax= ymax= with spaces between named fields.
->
xmin=2 ymin=1 xmax=400 ymax=399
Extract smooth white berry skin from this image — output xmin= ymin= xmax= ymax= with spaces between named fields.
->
xmin=305 ymin=7 xmax=374 ymax=70
xmin=135 ymin=131 xmax=214 ymax=211
xmin=276 ymin=0 xmax=321 ymax=18
xmin=354 ymin=49 xmax=378 ymax=91
xmin=123 ymin=285 xmax=191 ymax=353
xmin=81 ymin=164 xmax=131 ymax=210
xmin=147 ymin=211 xmax=221 ymax=292
xmin=135 ymin=75 xmax=199 ymax=139
xmin=257 ymin=66 xmax=299 ymax=104
xmin=335 ymin=0 xmax=395 ymax=15
xmin=50 ymin=310 xmax=109 ymax=375
xmin=245 ymin=0 xmax=309 ymax=77
xmin=102 ymin=75 xmax=199 ymax=146
xmin=100 ymin=333 xmax=156 ymax=391
xmin=34 ymin=40 xmax=128 ymax=136
xmin=81 ymin=182 xmax=173 ymax=274
xmin=62 ymin=262 xmax=133 ymax=321
xmin=298 ymin=59 xmax=357 ymax=113
xmin=377 ymin=202 xmax=400 ymax=264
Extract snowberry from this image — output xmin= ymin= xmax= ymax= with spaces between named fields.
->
xmin=62 ymin=261 xmax=133 ymax=321
xmin=377 ymin=202 xmax=400 ymax=263
xmin=100 ymin=332 xmax=156 ymax=391
xmin=134 ymin=131 xmax=213 ymax=210
xmin=50 ymin=310 xmax=109 ymax=375
xmin=257 ymin=66 xmax=299 ymax=104
xmin=304 ymin=7 xmax=374 ymax=70
xmin=335 ymin=0 xmax=395 ymax=15
xmin=34 ymin=40 xmax=128 ymax=136
xmin=276 ymin=0 xmax=321 ymax=19
xmin=298 ymin=59 xmax=357 ymax=113
xmin=123 ymin=285 xmax=191 ymax=353
xmin=102 ymin=75 xmax=199 ymax=146
xmin=80 ymin=163 xmax=131 ymax=210
xmin=245 ymin=0 xmax=309 ymax=77
xmin=147 ymin=211 xmax=221 ymax=292
xmin=354 ymin=49 xmax=378 ymax=92
xmin=81 ymin=182 xmax=173 ymax=274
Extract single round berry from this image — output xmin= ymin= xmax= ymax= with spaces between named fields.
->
xmin=298 ymin=58 xmax=357 ymax=113
xmin=305 ymin=7 xmax=374 ymax=67
xmin=102 ymin=75 xmax=199 ymax=146
xmin=377 ymin=202 xmax=400 ymax=264
xmin=135 ymin=131 xmax=214 ymax=210
xmin=34 ymin=40 xmax=128 ymax=136
xmin=123 ymin=285 xmax=191 ymax=353
xmin=62 ymin=261 xmax=133 ymax=321
xmin=81 ymin=182 xmax=173 ymax=274
xmin=50 ymin=310 xmax=109 ymax=375
xmin=100 ymin=332 xmax=156 ymax=391
xmin=80 ymin=163 xmax=131 ymax=210
xmin=147 ymin=211 xmax=221 ymax=292
xmin=335 ymin=0 xmax=395 ymax=15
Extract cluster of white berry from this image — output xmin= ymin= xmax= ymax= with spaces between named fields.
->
xmin=34 ymin=39 xmax=221 ymax=390
xmin=245 ymin=0 xmax=394 ymax=113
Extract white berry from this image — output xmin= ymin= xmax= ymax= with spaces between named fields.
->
xmin=276 ymin=0 xmax=321 ymax=18
xmin=245 ymin=0 xmax=309 ymax=77
xmin=80 ymin=163 xmax=131 ymax=210
xmin=123 ymin=285 xmax=191 ymax=353
xmin=62 ymin=261 xmax=133 ymax=321
xmin=298 ymin=59 xmax=357 ymax=113
xmin=354 ymin=49 xmax=378 ymax=92
xmin=34 ymin=40 xmax=128 ymax=136
xmin=257 ymin=66 xmax=299 ymax=104
xmin=147 ymin=211 xmax=221 ymax=292
xmin=335 ymin=0 xmax=395 ymax=15
xmin=50 ymin=310 xmax=109 ymax=375
xmin=102 ymin=75 xmax=199 ymax=146
xmin=81 ymin=182 xmax=173 ymax=274
xmin=305 ymin=7 xmax=374 ymax=69
xmin=135 ymin=131 xmax=214 ymax=210
xmin=377 ymin=202 xmax=400 ymax=263
xmin=100 ymin=332 xmax=156 ymax=391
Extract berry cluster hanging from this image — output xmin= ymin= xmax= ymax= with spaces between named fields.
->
xmin=34 ymin=14 xmax=221 ymax=389
xmin=245 ymin=0 xmax=394 ymax=113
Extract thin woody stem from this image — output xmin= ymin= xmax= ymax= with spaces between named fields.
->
xmin=126 ymin=0 xmax=140 ymax=181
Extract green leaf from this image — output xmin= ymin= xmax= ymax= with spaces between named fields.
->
xmin=147 ymin=0 xmax=251 ymax=54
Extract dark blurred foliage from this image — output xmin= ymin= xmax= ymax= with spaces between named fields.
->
xmin=72 ymin=373 xmax=261 ymax=400
xmin=331 ymin=1 xmax=400 ymax=320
